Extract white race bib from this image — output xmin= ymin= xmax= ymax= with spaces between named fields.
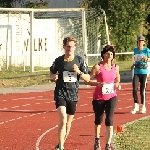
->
xmin=134 ymin=54 xmax=143 ymax=62
xmin=63 ymin=71 xmax=77 ymax=82
xmin=102 ymin=83 xmax=114 ymax=94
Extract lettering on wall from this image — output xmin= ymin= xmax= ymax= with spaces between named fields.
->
xmin=24 ymin=38 xmax=48 ymax=51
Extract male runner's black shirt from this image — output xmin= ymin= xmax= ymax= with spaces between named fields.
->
xmin=50 ymin=55 xmax=88 ymax=101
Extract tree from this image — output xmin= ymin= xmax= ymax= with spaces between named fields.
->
xmin=0 ymin=0 xmax=13 ymax=7
xmin=22 ymin=0 xmax=48 ymax=8
xmin=81 ymin=0 xmax=150 ymax=53
xmin=0 ymin=0 xmax=48 ymax=8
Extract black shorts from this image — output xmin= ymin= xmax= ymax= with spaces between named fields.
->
xmin=55 ymin=98 xmax=77 ymax=115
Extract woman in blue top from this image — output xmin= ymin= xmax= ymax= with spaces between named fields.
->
xmin=131 ymin=35 xmax=150 ymax=114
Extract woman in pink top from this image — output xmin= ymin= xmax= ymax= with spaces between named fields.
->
xmin=86 ymin=45 xmax=121 ymax=150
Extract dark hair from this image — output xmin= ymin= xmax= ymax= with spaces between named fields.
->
xmin=63 ymin=37 xmax=77 ymax=46
xmin=101 ymin=45 xmax=115 ymax=59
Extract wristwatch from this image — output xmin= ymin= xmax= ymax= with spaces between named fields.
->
xmin=78 ymin=71 xmax=83 ymax=75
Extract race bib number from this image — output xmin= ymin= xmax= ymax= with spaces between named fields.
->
xmin=102 ymin=83 xmax=114 ymax=94
xmin=134 ymin=54 xmax=143 ymax=62
xmin=63 ymin=71 xmax=77 ymax=82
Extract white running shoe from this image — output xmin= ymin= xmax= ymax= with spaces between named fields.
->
xmin=131 ymin=103 xmax=139 ymax=114
xmin=141 ymin=105 xmax=146 ymax=114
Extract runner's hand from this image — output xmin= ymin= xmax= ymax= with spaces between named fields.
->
xmin=51 ymin=73 xmax=58 ymax=81
xmin=72 ymin=64 xmax=80 ymax=73
xmin=142 ymin=56 xmax=147 ymax=62
xmin=131 ymin=65 xmax=134 ymax=70
xmin=115 ymin=82 xmax=121 ymax=90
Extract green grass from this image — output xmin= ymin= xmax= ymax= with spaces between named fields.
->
xmin=0 ymin=70 xmax=50 ymax=88
xmin=114 ymin=117 xmax=150 ymax=150
xmin=0 ymin=60 xmax=132 ymax=88
xmin=88 ymin=60 xmax=132 ymax=72
xmin=115 ymin=60 xmax=132 ymax=71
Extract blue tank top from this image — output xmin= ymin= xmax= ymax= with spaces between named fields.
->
xmin=133 ymin=47 xmax=150 ymax=74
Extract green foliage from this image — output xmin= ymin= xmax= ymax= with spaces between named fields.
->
xmin=81 ymin=0 xmax=150 ymax=52
xmin=0 ymin=0 xmax=13 ymax=7
xmin=22 ymin=0 xmax=48 ymax=8
xmin=0 ymin=0 xmax=48 ymax=8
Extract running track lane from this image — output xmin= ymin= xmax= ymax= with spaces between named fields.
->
xmin=0 ymin=83 xmax=150 ymax=150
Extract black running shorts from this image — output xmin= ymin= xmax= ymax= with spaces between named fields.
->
xmin=55 ymin=98 xmax=77 ymax=115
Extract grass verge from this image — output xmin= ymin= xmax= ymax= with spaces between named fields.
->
xmin=0 ymin=71 xmax=51 ymax=88
xmin=114 ymin=117 xmax=150 ymax=150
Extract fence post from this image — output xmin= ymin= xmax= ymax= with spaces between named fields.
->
xmin=30 ymin=10 xmax=34 ymax=72
xmin=82 ymin=9 xmax=88 ymax=65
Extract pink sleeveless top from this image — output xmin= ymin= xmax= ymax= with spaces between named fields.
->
xmin=93 ymin=62 xmax=117 ymax=100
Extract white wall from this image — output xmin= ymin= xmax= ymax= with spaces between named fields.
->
xmin=0 ymin=14 xmax=64 ymax=67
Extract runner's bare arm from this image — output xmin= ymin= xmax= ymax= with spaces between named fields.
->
xmin=115 ymin=65 xmax=120 ymax=83
xmin=85 ymin=64 xmax=104 ymax=87
xmin=114 ymin=65 xmax=121 ymax=90
xmin=131 ymin=55 xmax=135 ymax=70
xmin=50 ymin=72 xmax=58 ymax=81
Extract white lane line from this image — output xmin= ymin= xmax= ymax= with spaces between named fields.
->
xmin=0 ymin=108 xmax=8 ymax=110
xmin=12 ymin=97 xmax=35 ymax=100
xmin=22 ymin=104 xmax=30 ymax=107
xmin=1 ymin=101 xmax=54 ymax=110
xmin=87 ymin=97 xmax=93 ymax=98
xmin=16 ymin=117 xmax=23 ymax=119
xmin=35 ymin=113 xmax=94 ymax=150
xmin=125 ymin=106 xmax=132 ymax=108
xmin=30 ymin=114 xmax=36 ymax=116
xmin=80 ymin=104 xmax=87 ymax=106
xmin=0 ymin=109 xmax=57 ymax=125
xmin=120 ymin=93 xmax=131 ymax=95
xmin=12 ymin=106 xmax=19 ymax=108
xmin=36 ymin=125 xmax=58 ymax=150
xmin=36 ymin=99 xmax=50 ymax=100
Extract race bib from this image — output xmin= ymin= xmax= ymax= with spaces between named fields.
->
xmin=102 ymin=83 xmax=114 ymax=94
xmin=63 ymin=71 xmax=77 ymax=82
xmin=134 ymin=54 xmax=143 ymax=62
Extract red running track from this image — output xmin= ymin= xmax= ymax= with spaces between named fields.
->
xmin=0 ymin=83 xmax=150 ymax=150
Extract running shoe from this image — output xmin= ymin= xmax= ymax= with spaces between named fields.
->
xmin=105 ymin=144 xmax=111 ymax=150
xmin=141 ymin=105 xmax=146 ymax=114
xmin=94 ymin=139 xmax=101 ymax=150
xmin=131 ymin=103 xmax=139 ymax=114
xmin=55 ymin=144 xmax=64 ymax=150
xmin=94 ymin=143 xmax=101 ymax=150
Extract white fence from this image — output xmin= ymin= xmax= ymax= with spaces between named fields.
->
xmin=0 ymin=8 xmax=98 ymax=72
